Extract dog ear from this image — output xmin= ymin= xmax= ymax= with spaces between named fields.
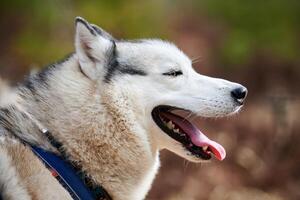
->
xmin=75 ymin=17 xmax=115 ymax=80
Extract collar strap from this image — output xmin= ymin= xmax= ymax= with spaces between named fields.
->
xmin=31 ymin=130 xmax=112 ymax=200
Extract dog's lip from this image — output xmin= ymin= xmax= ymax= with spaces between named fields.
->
xmin=152 ymin=105 xmax=226 ymax=161
xmin=160 ymin=111 xmax=226 ymax=161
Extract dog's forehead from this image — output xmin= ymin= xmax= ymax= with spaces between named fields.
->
xmin=116 ymin=40 xmax=191 ymax=70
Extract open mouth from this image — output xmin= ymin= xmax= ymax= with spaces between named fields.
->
xmin=152 ymin=105 xmax=226 ymax=161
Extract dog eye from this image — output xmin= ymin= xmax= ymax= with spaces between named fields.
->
xmin=162 ymin=70 xmax=183 ymax=77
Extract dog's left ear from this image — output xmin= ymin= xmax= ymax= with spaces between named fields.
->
xmin=75 ymin=17 xmax=116 ymax=80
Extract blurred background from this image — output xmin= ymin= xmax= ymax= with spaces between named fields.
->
xmin=0 ymin=0 xmax=299 ymax=199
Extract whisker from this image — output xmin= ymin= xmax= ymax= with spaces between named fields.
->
xmin=183 ymin=159 xmax=190 ymax=173
xmin=181 ymin=111 xmax=193 ymax=123
xmin=192 ymin=56 xmax=202 ymax=64
xmin=188 ymin=114 xmax=199 ymax=123
xmin=190 ymin=96 xmax=206 ymax=100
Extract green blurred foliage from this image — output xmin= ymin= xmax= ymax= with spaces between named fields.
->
xmin=0 ymin=0 xmax=169 ymax=66
xmin=0 ymin=0 xmax=299 ymax=68
xmin=200 ymin=0 xmax=300 ymax=66
xmin=0 ymin=1 xmax=299 ymax=199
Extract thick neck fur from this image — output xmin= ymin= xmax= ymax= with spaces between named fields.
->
xmin=8 ymin=55 xmax=160 ymax=200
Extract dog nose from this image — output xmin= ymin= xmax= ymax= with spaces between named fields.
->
xmin=231 ymin=86 xmax=248 ymax=104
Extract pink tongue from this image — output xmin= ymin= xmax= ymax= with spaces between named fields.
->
xmin=161 ymin=112 xmax=226 ymax=161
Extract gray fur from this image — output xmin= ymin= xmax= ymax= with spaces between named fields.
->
xmin=75 ymin=17 xmax=97 ymax=36
xmin=0 ymin=106 xmax=53 ymax=150
xmin=0 ymin=17 xmax=246 ymax=200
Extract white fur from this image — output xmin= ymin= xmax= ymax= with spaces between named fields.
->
xmin=0 ymin=146 xmax=31 ymax=200
xmin=71 ymin=19 xmax=246 ymax=196
xmin=0 ymin=17 xmax=246 ymax=200
xmin=112 ymin=40 xmax=245 ymax=162
xmin=75 ymin=17 xmax=114 ymax=80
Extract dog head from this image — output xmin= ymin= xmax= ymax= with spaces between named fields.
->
xmin=75 ymin=17 xmax=247 ymax=162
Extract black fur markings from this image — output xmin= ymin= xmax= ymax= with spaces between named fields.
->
xmin=104 ymin=41 xmax=147 ymax=83
xmin=75 ymin=17 xmax=97 ymax=36
xmin=75 ymin=18 xmax=147 ymax=81
xmin=21 ymin=53 xmax=73 ymax=96
xmin=0 ymin=107 xmax=17 ymax=135
xmin=22 ymin=67 xmax=52 ymax=95
xmin=0 ymin=106 xmax=42 ymax=144
xmin=91 ymin=24 xmax=102 ymax=35
xmin=104 ymin=42 xmax=147 ymax=82
xmin=23 ymin=77 xmax=36 ymax=94
xmin=75 ymin=17 xmax=113 ymax=41
xmin=105 ymin=63 xmax=147 ymax=82
xmin=119 ymin=67 xmax=147 ymax=76
xmin=91 ymin=24 xmax=114 ymax=40
xmin=104 ymin=41 xmax=119 ymax=82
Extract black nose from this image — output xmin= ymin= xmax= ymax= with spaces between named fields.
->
xmin=231 ymin=87 xmax=248 ymax=104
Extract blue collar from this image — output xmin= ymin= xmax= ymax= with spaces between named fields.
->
xmin=29 ymin=131 xmax=112 ymax=200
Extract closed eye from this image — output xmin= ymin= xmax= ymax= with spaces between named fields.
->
xmin=162 ymin=70 xmax=183 ymax=77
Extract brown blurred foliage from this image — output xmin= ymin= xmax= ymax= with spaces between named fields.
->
xmin=0 ymin=0 xmax=299 ymax=199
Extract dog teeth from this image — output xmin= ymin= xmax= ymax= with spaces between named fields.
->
xmin=166 ymin=121 xmax=172 ymax=129
xmin=174 ymin=128 xmax=180 ymax=133
xmin=166 ymin=121 xmax=175 ymax=129
xmin=165 ymin=121 xmax=184 ymax=136
xmin=202 ymin=146 xmax=208 ymax=151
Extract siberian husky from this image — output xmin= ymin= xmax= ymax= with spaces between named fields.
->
xmin=0 ymin=17 xmax=247 ymax=200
